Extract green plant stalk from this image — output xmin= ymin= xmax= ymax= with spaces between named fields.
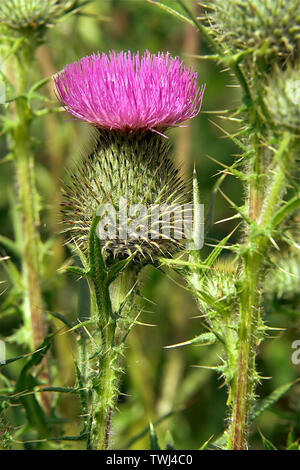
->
xmin=12 ymin=42 xmax=51 ymax=413
xmin=229 ymin=133 xmax=292 ymax=449
xmin=88 ymin=217 xmax=136 ymax=450
xmin=93 ymin=328 xmax=117 ymax=451
xmin=88 ymin=217 xmax=115 ymax=450
xmin=12 ymin=43 xmax=45 ymax=346
xmin=13 ymin=106 xmax=44 ymax=350
xmin=149 ymin=0 xmax=298 ymax=450
xmin=229 ymin=251 xmax=261 ymax=450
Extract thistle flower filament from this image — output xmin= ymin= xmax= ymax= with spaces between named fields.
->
xmin=54 ymin=50 xmax=205 ymax=132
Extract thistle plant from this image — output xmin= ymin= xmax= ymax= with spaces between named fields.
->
xmin=149 ymin=0 xmax=300 ymax=450
xmin=0 ymin=0 xmax=298 ymax=451
xmin=0 ymin=0 xmax=90 ymax=419
xmin=54 ymin=50 xmax=205 ymax=449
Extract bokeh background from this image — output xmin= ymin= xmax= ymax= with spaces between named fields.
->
xmin=0 ymin=0 xmax=299 ymax=450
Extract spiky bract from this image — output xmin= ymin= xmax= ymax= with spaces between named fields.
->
xmin=0 ymin=0 xmax=81 ymax=32
xmin=265 ymin=252 xmax=300 ymax=300
xmin=62 ymin=130 xmax=191 ymax=264
xmin=264 ymin=66 xmax=300 ymax=136
xmin=200 ymin=258 xmax=239 ymax=309
xmin=54 ymin=50 xmax=205 ymax=132
xmin=203 ymin=0 xmax=300 ymax=64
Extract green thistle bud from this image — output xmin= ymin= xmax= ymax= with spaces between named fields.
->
xmin=197 ymin=258 xmax=239 ymax=312
xmin=207 ymin=258 xmax=238 ymax=298
xmin=0 ymin=0 xmax=80 ymax=33
xmin=265 ymin=252 xmax=300 ymax=300
xmin=203 ymin=0 xmax=300 ymax=64
xmin=62 ymin=130 xmax=191 ymax=265
xmin=264 ymin=66 xmax=300 ymax=136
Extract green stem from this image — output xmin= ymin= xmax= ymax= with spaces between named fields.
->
xmin=88 ymin=217 xmax=115 ymax=450
xmin=229 ymin=133 xmax=292 ymax=450
xmin=12 ymin=43 xmax=44 ymax=350
xmin=14 ymin=123 xmax=44 ymax=349
xmin=13 ymin=48 xmax=51 ymax=418
xmin=93 ymin=336 xmax=116 ymax=450
xmin=12 ymin=42 xmax=50 ymax=412
xmin=88 ymin=217 xmax=137 ymax=450
xmin=176 ymin=0 xmax=221 ymax=54
xmin=176 ymin=0 xmax=252 ymax=105
xmin=229 ymin=252 xmax=261 ymax=450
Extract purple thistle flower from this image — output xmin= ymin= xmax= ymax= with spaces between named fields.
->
xmin=54 ymin=50 xmax=205 ymax=132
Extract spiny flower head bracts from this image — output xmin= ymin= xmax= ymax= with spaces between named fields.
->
xmin=202 ymin=0 xmax=300 ymax=66
xmin=264 ymin=66 xmax=300 ymax=137
xmin=62 ymin=130 xmax=192 ymax=265
xmin=54 ymin=50 xmax=205 ymax=132
xmin=0 ymin=0 xmax=83 ymax=32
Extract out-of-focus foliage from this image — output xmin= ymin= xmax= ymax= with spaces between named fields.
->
xmin=0 ymin=0 xmax=299 ymax=450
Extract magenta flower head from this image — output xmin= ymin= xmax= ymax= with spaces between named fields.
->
xmin=54 ymin=50 xmax=205 ymax=132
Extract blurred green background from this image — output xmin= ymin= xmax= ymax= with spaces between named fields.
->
xmin=0 ymin=0 xmax=299 ymax=450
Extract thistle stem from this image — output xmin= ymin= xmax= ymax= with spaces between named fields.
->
xmin=14 ymin=127 xmax=45 ymax=350
xmin=88 ymin=218 xmax=137 ymax=450
xmin=88 ymin=218 xmax=114 ymax=449
xmin=229 ymin=133 xmax=292 ymax=449
xmin=12 ymin=43 xmax=50 ymax=411
xmin=229 ymin=252 xmax=261 ymax=449
xmin=94 ymin=335 xmax=116 ymax=450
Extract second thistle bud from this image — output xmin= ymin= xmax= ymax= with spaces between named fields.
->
xmin=197 ymin=258 xmax=239 ymax=314
xmin=203 ymin=0 xmax=300 ymax=66
xmin=264 ymin=66 xmax=300 ymax=137
xmin=0 ymin=0 xmax=78 ymax=34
